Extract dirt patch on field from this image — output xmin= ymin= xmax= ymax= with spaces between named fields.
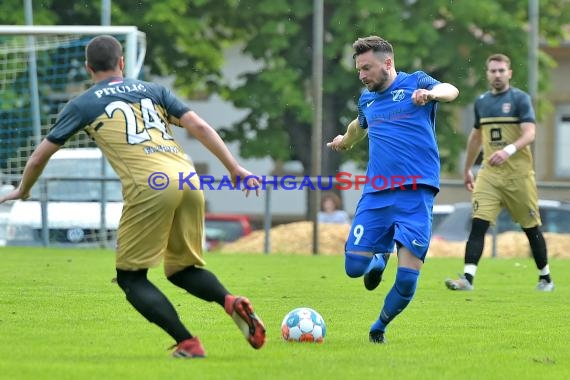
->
xmin=219 ymin=221 xmax=351 ymax=256
xmin=219 ymin=221 xmax=570 ymax=258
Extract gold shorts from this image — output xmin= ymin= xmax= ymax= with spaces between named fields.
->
xmin=472 ymin=172 xmax=541 ymax=228
xmin=116 ymin=180 xmax=206 ymax=272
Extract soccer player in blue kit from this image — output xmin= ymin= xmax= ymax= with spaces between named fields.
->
xmin=327 ymin=36 xmax=459 ymax=343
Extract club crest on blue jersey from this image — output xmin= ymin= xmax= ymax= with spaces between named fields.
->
xmin=391 ymin=89 xmax=405 ymax=102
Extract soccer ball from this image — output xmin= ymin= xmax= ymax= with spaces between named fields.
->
xmin=281 ymin=307 xmax=326 ymax=343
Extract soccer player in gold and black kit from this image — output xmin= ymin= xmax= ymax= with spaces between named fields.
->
xmin=445 ymin=53 xmax=554 ymax=292
xmin=0 ymin=35 xmax=266 ymax=357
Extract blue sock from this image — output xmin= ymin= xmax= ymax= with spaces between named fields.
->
xmin=370 ymin=267 xmax=420 ymax=333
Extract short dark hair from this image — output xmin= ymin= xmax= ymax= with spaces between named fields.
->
xmin=486 ymin=53 xmax=511 ymax=69
xmin=86 ymin=35 xmax=123 ymax=72
xmin=352 ymin=36 xmax=393 ymax=59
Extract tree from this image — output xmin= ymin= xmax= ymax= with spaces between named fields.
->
xmin=1 ymin=0 xmax=569 ymax=176
xmin=215 ymin=0 xmax=570 ymax=177
xmin=0 ymin=0 xmax=237 ymax=171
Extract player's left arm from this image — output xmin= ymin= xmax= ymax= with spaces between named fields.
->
xmin=488 ymin=91 xmax=536 ymax=166
xmin=488 ymin=122 xmax=535 ymax=167
xmin=180 ymin=110 xmax=260 ymax=196
xmin=507 ymin=91 xmax=537 ymax=151
xmin=413 ymin=83 xmax=459 ymax=105
xmin=510 ymin=122 xmax=536 ymax=150
xmin=427 ymin=83 xmax=460 ymax=102
xmin=0 ymin=139 xmax=61 ymax=203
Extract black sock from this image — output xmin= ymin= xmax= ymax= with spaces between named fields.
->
xmin=168 ymin=266 xmax=229 ymax=306
xmin=463 ymin=218 xmax=490 ymax=285
xmin=523 ymin=225 xmax=549 ymax=273
xmin=116 ymin=269 xmax=192 ymax=343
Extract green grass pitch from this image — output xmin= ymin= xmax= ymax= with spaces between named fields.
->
xmin=0 ymin=247 xmax=568 ymax=380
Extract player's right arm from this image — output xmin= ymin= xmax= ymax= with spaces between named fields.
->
xmin=463 ymin=128 xmax=483 ymax=192
xmin=0 ymin=139 xmax=61 ymax=203
xmin=327 ymin=118 xmax=368 ymax=151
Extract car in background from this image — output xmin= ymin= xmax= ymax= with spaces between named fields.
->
xmin=432 ymin=200 xmax=570 ymax=242
xmin=5 ymin=148 xmax=122 ymax=246
xmin=205 ymin=213 xmax=252 ymax=250
xmin=0 ymin=184 xmax=16 ymax=246
xmin=432 ymin=204 xmax=455 ymax=230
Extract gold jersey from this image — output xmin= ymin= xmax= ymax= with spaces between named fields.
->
xmin=474 ymin=87 xmax=535 ymax=179
xmin=47 ymin=77 xmax=193 ymax=198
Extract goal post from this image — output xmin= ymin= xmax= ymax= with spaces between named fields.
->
xmin=0 ymin=25 xmax=145 ymax=78
xmin=0 ymin=25 xmax=146 ymax=248
xmin=0 ymin=25 xmax=146 ymax=177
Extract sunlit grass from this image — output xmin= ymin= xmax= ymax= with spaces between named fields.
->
xmin=0 ymin=247 xmax=568 ymax=380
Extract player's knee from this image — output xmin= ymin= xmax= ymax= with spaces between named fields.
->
xmin=344 ymin=252 xmax=370 ymax=278
xmin=522 ymin=225 xmax=541 ymax=236
xmin=166 ymin=265 xmax=197 ymax=286
xmin=116 ymin=268 xmax=147 ymax=292
xmin=523 ymin=225 xmax=546 ymax=248
xmin=468 ymin=218 xmax=490 ymax=240
xmin=395 ymin=267 xmax=420 ymax=297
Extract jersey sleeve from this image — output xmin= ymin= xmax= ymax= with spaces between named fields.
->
xmin=46 ymin=102 xmax=87 ymax=145
xmin=415 ymin=71 xmax=441 ymax=90
xmin=158 ymin=85 xmax=192 ymax=126
xmin=515 ymin=90 xmax=536 ymax=123
xmin=473 ymin=98 xmax=482 ymax=129
xmin=357 ymin=104 xmax=368 ymax=129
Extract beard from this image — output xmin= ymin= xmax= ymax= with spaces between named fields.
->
xmin=366 ymin=68 xmax=390 ymax=92
xmin=491 ymin=80 xmax=508 ymax=93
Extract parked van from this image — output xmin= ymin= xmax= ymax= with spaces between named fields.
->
xmin=432 ymin=200 xmax=570 ymax=242
xmin=5 ymin=148 xmax=122 ymax=246
xmin=0 ymin=184 xmax=16 ymax=246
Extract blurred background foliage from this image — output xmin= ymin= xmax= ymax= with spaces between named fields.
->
xmin=1 ymin=0 xmax=569 ymax=175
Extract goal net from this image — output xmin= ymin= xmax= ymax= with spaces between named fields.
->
xmin=0 ymin=26 xmax=145 ymax=248
xmin=0 ymin=25 xmax=146 ymax=177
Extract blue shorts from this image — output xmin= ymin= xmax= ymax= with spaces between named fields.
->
xmin=345 ymin=186 xmax=437 ymax=260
